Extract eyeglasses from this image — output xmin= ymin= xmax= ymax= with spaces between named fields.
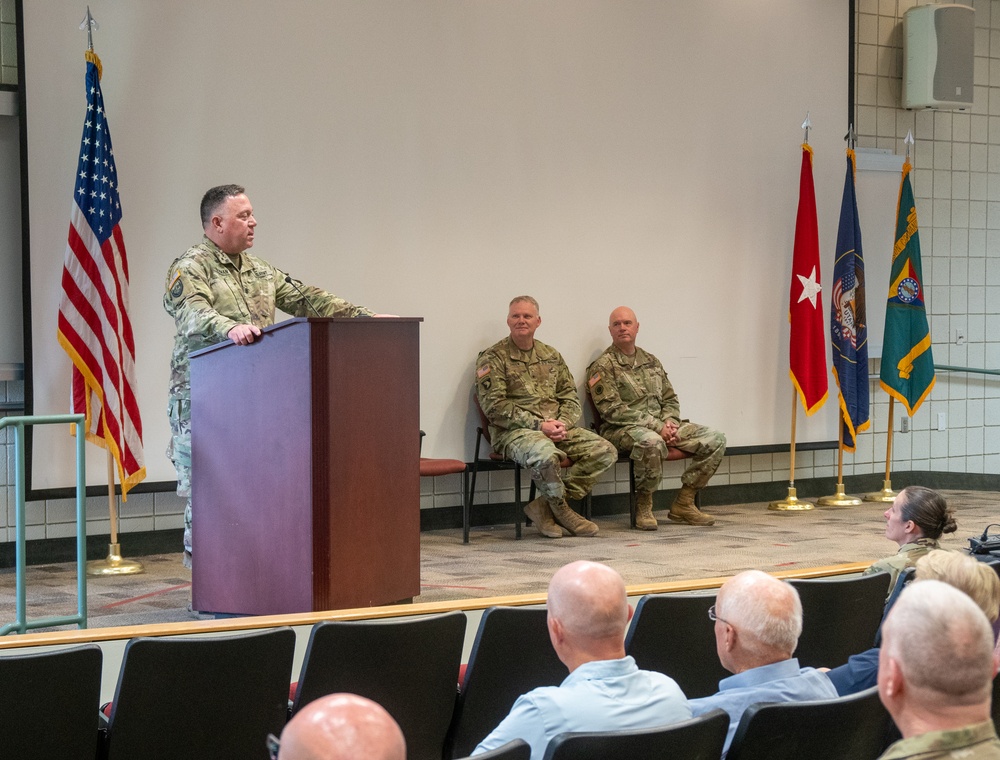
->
xmin=266 ymin=733 xmax=281 ymax=760
xmin=707 ymin=604 xmax=731 ymax=626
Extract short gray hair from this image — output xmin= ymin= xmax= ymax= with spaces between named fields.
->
xmin=718 ymin=570 xmax=802 ymax=657
xmin=883 ymin=579 xmax=995 ymax=705
xmin=509 ymin=295 xmax=539 ymax=311
xmin=200 ymin=184 xmax=246 ymax=227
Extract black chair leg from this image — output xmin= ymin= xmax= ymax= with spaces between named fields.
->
xmin=629 ymin=460 xmax=637 ymax=528
xmin=514 ymin=467 xmax=523 ymax=539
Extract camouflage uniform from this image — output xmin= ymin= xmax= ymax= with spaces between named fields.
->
xmin=164 ymin=236 xmax=373 ymax=559
xmin=476 ymin=337 xmax=616 ymax=504
xmin=878 ymin=721 xmax=1000 ymax=759
xmin=587 ymin=345 xmax=725 ymax=493
xmin=863 ymin=536 xmax=940 ymax=594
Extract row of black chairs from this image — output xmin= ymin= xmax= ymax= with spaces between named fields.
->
xmin=6 ymin=572 xmax=894 ymax=760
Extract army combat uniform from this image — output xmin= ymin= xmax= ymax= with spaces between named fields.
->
xmin=878 ymin=721 xmax=1000 ymax=759
xmin=476 ymin=337 xmax=616 ymax=537
xmin=862 ymin=536 xmax=940 ymax=597
xmin=587 ymin=344 xmax=725 ymax=528
xmin=164 ymin=236 xmax=373 ymax=562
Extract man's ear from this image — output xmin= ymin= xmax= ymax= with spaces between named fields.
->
xmin=882 ymin=656 xmax=903 ymax=699
xmin=626 ymin=604 xmax=634 ymax=624
xmin=723 ymin=623 xmax=737 ymax=653
xmin=548 ymin=614 xmax=563 ymax=645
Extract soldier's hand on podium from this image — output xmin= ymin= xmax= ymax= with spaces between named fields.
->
xmin=228 ymin=324 xmax=262 ymax=345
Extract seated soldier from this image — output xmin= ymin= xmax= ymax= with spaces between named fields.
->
xmin=587 ymin=306 xmax=725 ymax=529
xmin=476 ymin=296 xmax=616 ymax=538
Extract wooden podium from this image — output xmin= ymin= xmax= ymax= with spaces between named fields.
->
xmin=189 ymin=317 xmax=422 ymax=616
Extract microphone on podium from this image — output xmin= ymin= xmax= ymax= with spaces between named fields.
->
xmin=284 ymin=276 xmax=321 ymax=318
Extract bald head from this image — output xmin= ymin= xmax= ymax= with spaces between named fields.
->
xmin=278 ymin=694 xmax=405 ymax=760
xmin=548 ymin=561 xmax=629 ymax=639
xmin=880 ymin=580 xmax=995 ymax=710
xmin=608 ymin=306 xmax=639 ymax=355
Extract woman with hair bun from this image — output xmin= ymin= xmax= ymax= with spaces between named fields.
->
xmin=863 ymin=486 xmax=958 ymax=592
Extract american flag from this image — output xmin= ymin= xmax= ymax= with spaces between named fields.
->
xmin=56 ymin=50 xmax=146 ymax=497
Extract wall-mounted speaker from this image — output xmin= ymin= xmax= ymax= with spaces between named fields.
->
xmin=902 ymin=3 xmax=974 ymax=110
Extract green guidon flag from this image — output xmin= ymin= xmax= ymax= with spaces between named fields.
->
xmin=880 ymin=160 xmax=934 ymax=416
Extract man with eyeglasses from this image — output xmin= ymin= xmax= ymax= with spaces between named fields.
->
xmin=269 ymin=693 xmax=405 ymax=760
xmin=689 ymin=570 xmax=837 ymax=755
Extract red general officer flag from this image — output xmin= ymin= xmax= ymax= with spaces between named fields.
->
xmin=789 ymin=144 xmax=828 ymax=415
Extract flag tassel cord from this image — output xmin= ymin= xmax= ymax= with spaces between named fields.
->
xmin=770 ymin=388 xmax=815 ymax=510
xmin=85 ymin=447 xmax=144 ymax=577
xmin=865 ymin=396 xmax=898 ymax=503
xmin=817 ymin=409 xmax=862 ymax=507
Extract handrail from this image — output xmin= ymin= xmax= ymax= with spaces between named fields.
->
xmin=0 ymin=414 xmax=87 ymax=634
xmin=935 ymin=365 xmax=1000 ymax=377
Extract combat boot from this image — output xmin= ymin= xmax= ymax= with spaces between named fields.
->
xmin=667 ymin=485 xmax=715 ymax=526
xmin=549 ymin=499 xmax=599 ymax=537
xmin=634 ymin=491 xmax=658 ymax=531
xmin=524 ymin=497 xmax=563 ymax=538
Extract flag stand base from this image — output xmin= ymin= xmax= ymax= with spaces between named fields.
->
xmin=817 ymin=484 xmax=862 ymax=507
xmin=769 ymin=486 xmax=814 ymax=511
xmin=864 ymin=480 xmax=897 ymax=503
xmin=86 ymin=543 xmax=145 ymax=577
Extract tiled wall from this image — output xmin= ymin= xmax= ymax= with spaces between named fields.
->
xmin=0 ymin=379 xmax=186 ymax=543
xmin=0 ymin=0 xmax=16 ymax=86
xmin=3 ymin=1 xmax=1000 ymax=536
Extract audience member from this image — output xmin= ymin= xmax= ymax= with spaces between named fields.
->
xmin=275 ymin=693 xmax=405 ymax=760
xmin=877 ymin=580 xmax=1000 ymax=759
xmin=688 ymin=570 xmax=837 ymax=754
xmin=473 ymin=561 xmax=690 ymax=760
xmin=864 ymin=486 xmax=957 ymax=593
xmin=827 ymin=549 xmax=1000 ymax=696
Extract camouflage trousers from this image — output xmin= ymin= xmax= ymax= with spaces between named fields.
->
xmin=602 ymin=421 xmax=725 ymax=493
xmin=166 ymin=397 xmax=192 ymax=560
xmin=495 ymin=427 xmax=617 ymax=503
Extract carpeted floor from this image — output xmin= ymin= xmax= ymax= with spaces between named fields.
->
xmin=1 ymin=489 xmax=996 ymax=631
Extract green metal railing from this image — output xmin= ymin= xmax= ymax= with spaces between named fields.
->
xmin=935 ymin=365 xmax=1000 ymax=377
xmin=0 ymin=414 xmax=87 ymax=634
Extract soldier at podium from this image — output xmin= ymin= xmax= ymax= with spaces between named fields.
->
xmin=476 ymin=296 xmax=617 ymax=538
xmin=164 ymin=184 xmax=377 ymax=567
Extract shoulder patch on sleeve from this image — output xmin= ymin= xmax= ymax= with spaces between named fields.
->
xmin=588 ymin=372 xmax=601 ymax=388
xmin=169 ymin=270 xmax=183 ymax=299
xmin=477 ymin=364 xmax=491 ymax=379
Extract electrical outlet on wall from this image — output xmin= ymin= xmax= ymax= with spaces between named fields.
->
xmin=900 ymin=417 xmax=910 ymax=433
xmin=937 ymin=413 xmax=947 ymax=431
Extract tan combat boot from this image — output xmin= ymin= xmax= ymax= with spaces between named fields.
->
xmin=549 ymin=499 xmax=599 ymax=537
xmin=524 ymin=497 xmax=563 ymax=538
xmin=667 ymin=485 xmax=715 ymax=526
xmin=634 ymin=491 xmax=658 ymax=531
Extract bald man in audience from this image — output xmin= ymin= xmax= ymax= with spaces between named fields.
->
xmin=473 ymin=560 xmax=690 ymax=760
xmin=276 ymin=693 xmax=405 ymax=760
xmin=689 ymin=570 xmax=837 ymax=755
xmin=876 ymin=580 xmax=1000 ymax=759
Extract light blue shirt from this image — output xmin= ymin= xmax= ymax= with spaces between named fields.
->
xmin=472 ymin=656 xmax=691 ymax=760
xmin=688 ymin=658 xmax=838 ymax=755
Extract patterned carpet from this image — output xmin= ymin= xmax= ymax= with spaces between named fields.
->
xmin=1 ymin=489 xmax=996 ymax=631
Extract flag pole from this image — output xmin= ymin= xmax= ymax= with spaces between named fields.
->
xmin=86 ymin=450 xmax=144 ymax=576
xmin=865 ymin=396 xmax=897 ymax=502
xmin=817 ymin=410 xmax=862 ymax=506
xmin=73 ymin=8 xmax=144 ymax=577
xmin=770 ymin=388 xmax=814 ymax=510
